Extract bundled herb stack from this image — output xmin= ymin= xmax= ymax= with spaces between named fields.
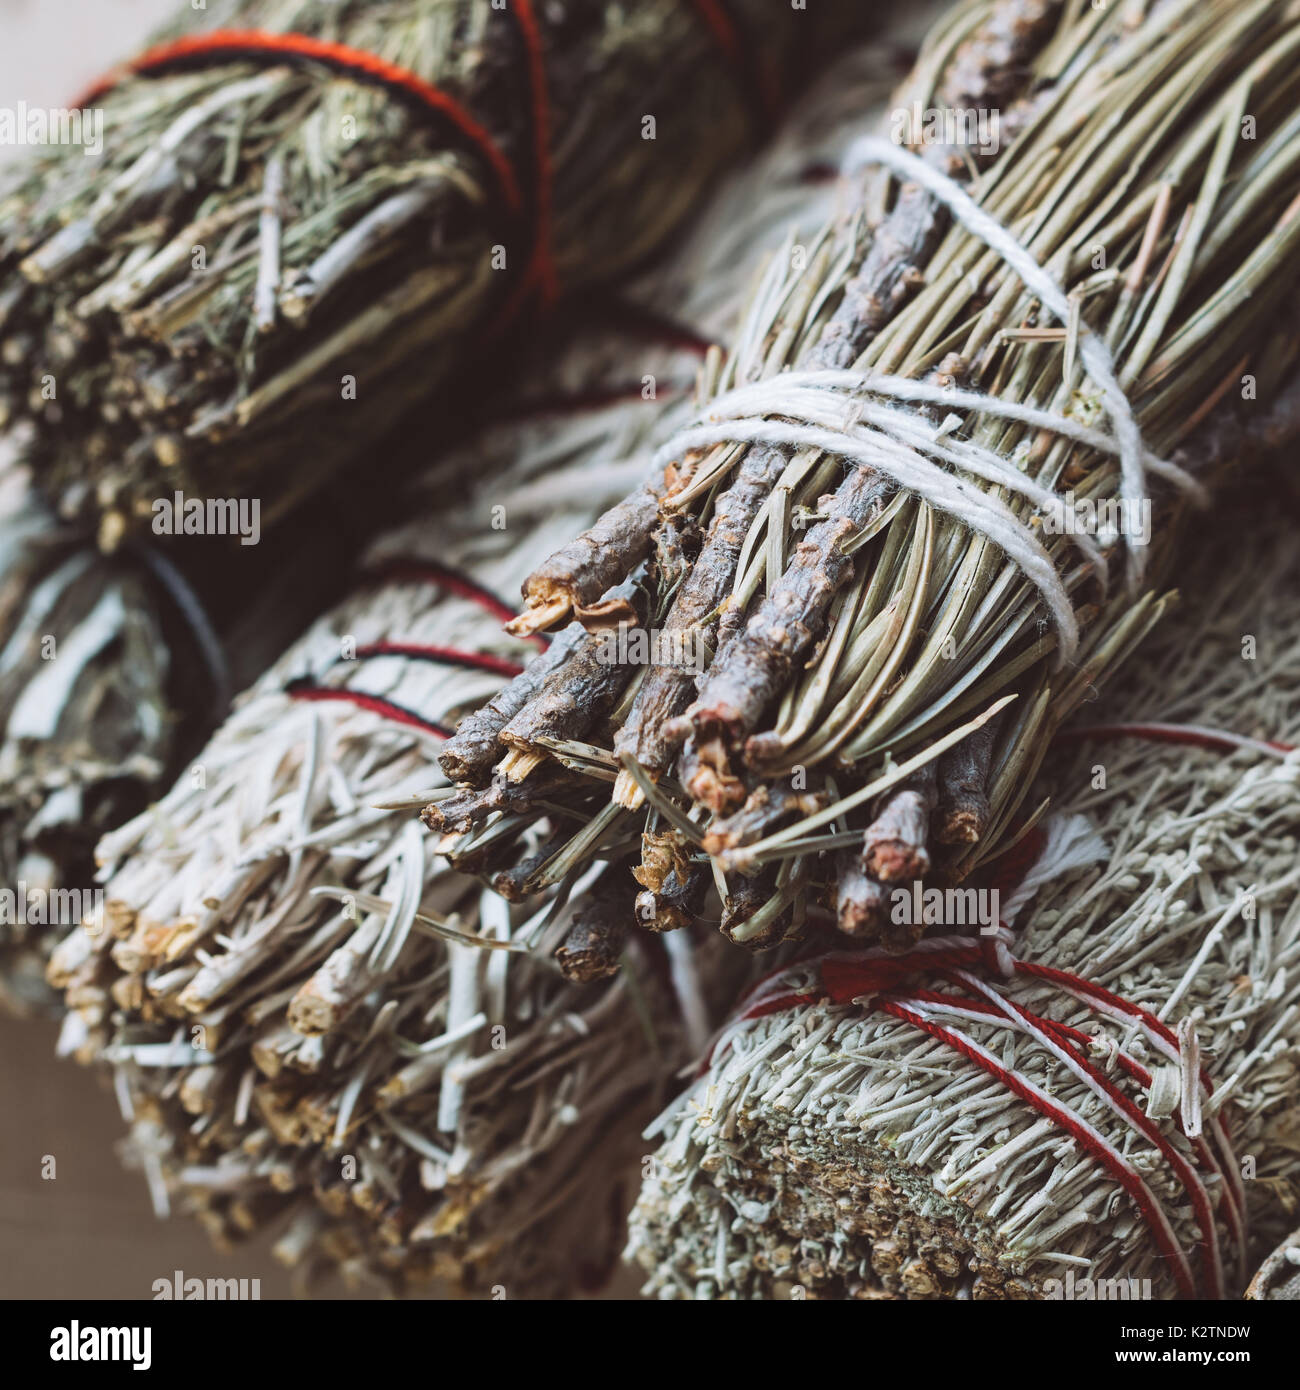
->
xmin=442 ymin=0 xmax=1300 ymax=957
xmin=0 ymin=0 xmax=878 ymax=544
xmin=0 ymin=438 xmax=377 ymax=1016
xmin=44 ymin=41 xmax=918 ymax=1292
xmin=0 ymin=456 xmax=170 ymax=1014
xmin=627 ymin=498 xmax=1300 ymax=1300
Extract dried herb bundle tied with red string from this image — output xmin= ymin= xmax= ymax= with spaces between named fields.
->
xmin=42 ymin=48 xmax=908 ymax=1290
xmin=435 ymin=0 xmax=1300 ymax=957
xmin=0 ymin=0 xmax=874 ymax=544
xmin=628 ymin=500 xmax=1300 ymax=1300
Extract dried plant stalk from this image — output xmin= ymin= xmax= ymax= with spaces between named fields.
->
xmin=628 ymin=496 xmax=1300 ymax=1299
xmin=0 ymin=0 xmax=875 ymax=543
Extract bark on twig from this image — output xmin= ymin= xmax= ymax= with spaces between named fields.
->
xmin=437 ymin=623 xmax=586 ymax=785
xmin=935 ymin=718 xmax=1001 ymax=846
xmin=864 ymin=762 xmax=939 ymax=881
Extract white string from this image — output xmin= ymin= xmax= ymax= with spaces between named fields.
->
xmin=845 ymin=136 xmax=1191 ymax=587
xmin=713 ymin=367 xmax=1205 ymax=503
xmin=1001 ymin=813 xmax=1109 ymax=926
xmin=651 ymin=138 xmax=1202 ymax=666
xmin=656 ymin=413 xmax=1083 ymax=656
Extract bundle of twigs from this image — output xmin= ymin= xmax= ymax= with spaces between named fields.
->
xmin=0 ymin=0 xmax=877 ymax=543
xmin=44 ymin=44 xmax=913 ymax=1292
xmin=440 ymin=0 xmax=1300 ymax=958
xmin=626 ymin=496 xmax=1300 ymax=1300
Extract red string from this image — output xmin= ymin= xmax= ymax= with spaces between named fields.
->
xmin=286 ymin=683 xmax=453 ymax=738
xmin=731 ymin=937 xmax=1240 ymax=1298
xmin=361 ymin=556 xmax=548 ymax=652
xmin=1059 ymin=722 xmax=1294 ymax=756
xmin=935 ymin=968 xmax=1224 ymax=1297
xmin=74 ymin=31 xmax=523 ymax=215
xmin=78 ymin=5 xmax=775 ymax=322
xmin=510 ymin=0 xmax=557 ymax=307
xmin=876 ymin=998 xmax=1200 ymax=1299
xmin=284 ymin=564 xmax=537 ymax=735
xmin=684 ymin=0 xmax=780 ymax=127
xmin=349 ymin=642 xmax=524 ymax=680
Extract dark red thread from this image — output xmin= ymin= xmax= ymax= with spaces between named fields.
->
xmin=361 ymin=556 xmax=548 ymax=651
xmin=286 ymin=680 xmax=453 ymax=738
xmin=347 ymin=642 xmax=523 ymax=680
xmin=1058 ymin=721 xmax=1294 ymax=756
xmin=684 ymin=0 xmax=780 ymax=127
xmin=75 ymin=31 xmax=523 ymax=215
xmin=878 ymin=997 xmax=1199 ymax=1299
xmin=78 ymin=5 xmax=775 ymax=321
xmin=510 ymin=0 xmax=557 ymax=306
xmin=728 ymin=939 xmax=1238 ymax=1298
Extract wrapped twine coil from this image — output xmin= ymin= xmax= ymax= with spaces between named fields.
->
xmin=627 ymin=503 xmax=1300 ymax=1300
xmin=43 ymin=45 xmax=914 ymax=1294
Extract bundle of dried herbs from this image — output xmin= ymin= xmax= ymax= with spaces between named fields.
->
xmin=0 ymin=0 xmax=877 ymax=544
xmin=627 ymin=499 xmax=1300 ymax=1300
xmin=0 ymin=457 xmax=171 ymax=1013
xmin=0 ymin=442 xmax=373 ymax=1015
xmin=448 ymin=0 xmax=1300 ymax=958
xmin=45 ymin=48 xmax=909 ymax=1290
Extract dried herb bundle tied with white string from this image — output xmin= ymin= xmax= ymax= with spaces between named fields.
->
xmin=628 ymin=500 xmax=1300 ymax=1300
xmin=44 ymin=49 xmax=911 ymax=1290
xmin=0 ymin=0 xmax=875 ymax=544
xmin=443 ymin=0 xmax=1300 ymax=958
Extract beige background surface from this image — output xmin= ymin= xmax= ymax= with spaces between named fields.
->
xmin=0 ymin=0 xmax=178 ymax=133
xmin=0 ymin=1013 xmax=308 ymax=1300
